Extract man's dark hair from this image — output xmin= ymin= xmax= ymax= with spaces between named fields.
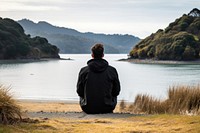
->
xmin=91 ymin=44 xmax=104 ymax=59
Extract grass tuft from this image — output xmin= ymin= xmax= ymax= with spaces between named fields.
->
xmin=133 ymin=94 xmax=166 ymax=114
xmin=121 ymin=85 xmax=200 ymax=115
xmin=167 ymin=85 xmax=200 ymax=114
xmin=119 ymin=100 xmax=126 ymax=112
xmin=0 ymin=85 xmax=22 ymax=124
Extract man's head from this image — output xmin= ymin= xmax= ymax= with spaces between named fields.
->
xmin=91 ymin=44 xmax=104 ymax=59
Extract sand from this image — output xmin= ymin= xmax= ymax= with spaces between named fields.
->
xmin=18 ymin=100 xmax=138 ymax=120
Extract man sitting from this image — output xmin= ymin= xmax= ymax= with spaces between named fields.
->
xmin=77 ymin=44 xmax=120 ymax=114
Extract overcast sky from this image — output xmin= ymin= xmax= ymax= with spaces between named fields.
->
xmin=0 ymin=0 xmax=199 ymax=38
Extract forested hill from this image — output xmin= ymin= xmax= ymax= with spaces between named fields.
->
xmin=129 ymin=8 xmax=200 ymax=61
xmin=18 ymin=19 xmax=140 ymax=54
xmin=0 ymin=18 xmax=60 ymax=59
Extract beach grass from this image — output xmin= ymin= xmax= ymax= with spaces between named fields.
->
xmin=123 ymin=85 xmax=200 ymax=115
xmin=0 ymin=85 xmax=22 ymax=124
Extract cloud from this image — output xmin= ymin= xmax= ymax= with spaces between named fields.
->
xmin=0 ymin=0 xmax=200 ymax=38
xmin=0 ymin=0 xmax=61 ymax=11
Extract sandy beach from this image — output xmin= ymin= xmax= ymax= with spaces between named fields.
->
xmin=8 ymin=100 xmax=198 ymax=133
xmin=17 ymin=100 xmax=136 ymax=120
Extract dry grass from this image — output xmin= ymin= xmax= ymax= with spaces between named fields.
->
xmin=0 ymin=96 xmax=199 ymax=132
xmin=121 ymin=85 xmax=200 ymax=115
xmin=167 ymin=85 xmax=200 ymax=114
xmin=119 ymin=99 xmax=126 ymax=112
xmin=0 ymin=85 xmax=22 ymax=124
xmin=133 ymin=94 xmax=166 ymax=114
xmin=1 ymin=115 xmax=200 ymax=133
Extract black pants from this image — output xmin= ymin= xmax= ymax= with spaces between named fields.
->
xmin=81 ymin=105 xmax=115 ymax=114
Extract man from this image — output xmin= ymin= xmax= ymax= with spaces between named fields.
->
xmin=77 ymin=44 xmax=120 ymax=114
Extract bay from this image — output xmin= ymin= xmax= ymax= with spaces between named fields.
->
xmin=0 ymin=54 xmax=200 ymax=102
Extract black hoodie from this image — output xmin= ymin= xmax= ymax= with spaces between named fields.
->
xmin=77 ymin=58 xmax=120 ymax=114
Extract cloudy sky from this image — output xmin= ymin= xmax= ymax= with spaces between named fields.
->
xmin=0 ymin=0 xmax=199 ymax=38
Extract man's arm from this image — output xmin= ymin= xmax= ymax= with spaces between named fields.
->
xmin=76 ymin=69 xmax=84 ymax=98
xmin=112 ymin=68 xmax=120 ymax=97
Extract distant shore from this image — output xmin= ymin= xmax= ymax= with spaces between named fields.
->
xmin=0 ymin=57 xmax=72 ymax=63
xmin=119 ymin=58 xmax=200 ymax=65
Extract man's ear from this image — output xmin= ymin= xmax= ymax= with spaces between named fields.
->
xmin=102 ymin=53 xmax=104 ymax=58
xmin=92 ymin=53 xmax=94 ymax=58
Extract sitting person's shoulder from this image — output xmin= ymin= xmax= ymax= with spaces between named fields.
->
xmin=107 ymin=65 xmax=117 ymax=72
xmin=80 ymin=66 xmax=90 ymax=74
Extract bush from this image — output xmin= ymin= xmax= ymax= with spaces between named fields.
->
xmin=5 ymin=45 xmax=17 ymax=58
xmin=17 ymin=43 xmax=30 ymax=56
xmin=182 ymin=46 xmax=196 ymax=60
xmin=0 ymin=86 xmax=22 ymax=124
xmin=137 ymin=48 xmax=147 ymax=59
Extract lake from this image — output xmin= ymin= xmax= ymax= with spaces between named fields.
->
xmin=0 ymin=54 xmax=200 ymax=102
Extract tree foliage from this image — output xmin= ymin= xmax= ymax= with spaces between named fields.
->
xmin=188 ymin=8 xmax=200 ymax=17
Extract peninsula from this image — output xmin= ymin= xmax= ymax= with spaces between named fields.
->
xmin=129 ymin=8 xmax=200 ymax=61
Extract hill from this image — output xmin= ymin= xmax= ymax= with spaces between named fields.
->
xmin=0 ymin=18 xmax=60 ymax=59
xmin=18 ymin=19 xmax=140 ymax=54
xmin=129 ymin=8 xmax=200 ymax=61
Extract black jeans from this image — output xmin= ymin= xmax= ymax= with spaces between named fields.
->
xmin=81 ymin=105 xmax=115 ymax=114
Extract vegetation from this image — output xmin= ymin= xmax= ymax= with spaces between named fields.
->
xmin=0 ymin=85 xmax=22 ymax=124
xmin=0 ymin=84 xmax=199 ymax=132
xmin=0 ymin=114 xmax=200 ymax=133
xmin=0 ymin=18 xmax=60 ymax=59
xmin=120 ymin=85 xmax=200 ymax=115
xmin=129 ymin=8 xmax=200 ymax=61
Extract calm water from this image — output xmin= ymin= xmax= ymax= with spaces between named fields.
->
xmin=0 ymin=54 xmax=200 ymax=102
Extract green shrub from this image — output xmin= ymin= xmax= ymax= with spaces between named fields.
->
xmin=5 ymin=45 xmax=17 ymax=58
xmin=182 ymin=46 xmax=196 ymax=60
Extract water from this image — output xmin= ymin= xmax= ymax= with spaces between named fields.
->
xmin=0 ymin=54 xmax=200 ymax=102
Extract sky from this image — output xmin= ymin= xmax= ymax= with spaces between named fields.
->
xmin=0 ymin=0 xmax=200 ymax=38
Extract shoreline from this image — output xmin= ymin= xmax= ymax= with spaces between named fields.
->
xmin=17 ymin=99 xmax=126 ymax=119
xmin=17 ymin=99 xmax=82 ymax=115
xmin=0 ymin=57 xmax=72 ymax=62
xmin=119 ymin=58 xmax=200 ymax=65
xmin=17 ymin=99 xmax=79 ymax=104
xmin=16 ymin=99 xmax=123 ymax=113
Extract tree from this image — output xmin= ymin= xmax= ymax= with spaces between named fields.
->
xmin=188 ymin=8 xmax=200 ymax=17
xmin=182 ymin=46 xmax=196 ymax=60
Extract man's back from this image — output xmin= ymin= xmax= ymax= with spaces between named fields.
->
xmin=77 ymin=58 xmax=120 ymax=114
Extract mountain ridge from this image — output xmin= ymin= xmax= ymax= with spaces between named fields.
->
xmin=18 ymin=19 xmax=140 ymax=54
